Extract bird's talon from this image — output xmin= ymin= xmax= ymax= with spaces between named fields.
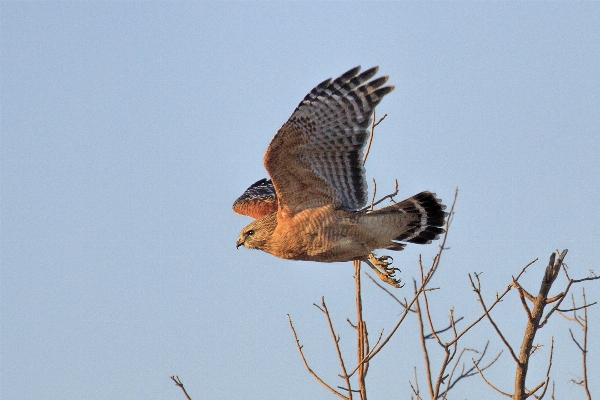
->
xmin=366 ymin=253 xmax=402 ymax=288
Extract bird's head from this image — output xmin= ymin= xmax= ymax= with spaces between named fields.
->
xmin=236 ymin=213 xmax=277 ymax=250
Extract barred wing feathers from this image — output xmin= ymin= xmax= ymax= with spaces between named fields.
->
xmin=264 ymin=66 xmax=394 ymax=216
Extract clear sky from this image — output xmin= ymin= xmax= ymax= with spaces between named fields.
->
xmin=2 ymin=2 xmax=599 ymax=399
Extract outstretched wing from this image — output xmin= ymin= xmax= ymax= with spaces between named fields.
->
xmin=264 ymin=66 xmax=394 ymax=216
xmin=232 ymin=178 xmax=277 ymax=219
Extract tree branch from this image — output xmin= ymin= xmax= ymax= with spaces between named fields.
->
xmin=470 ymin=273 xmax=520 ymax=364
xmin=287 ymin=314 xmax=348 ymax=399
xmin=513 ymin=250 xmax=567 ymax=400
xmin=354 ymin=260 xmax=368 ymax=400
xmin=362 ymin=111 xmax=387 ymax=165
xmin=472 ymin=358 xmax=512 ymax=397
xmin=318 ymin=297 xmax=353 ymax=399
xmin=170 ymin=376 xmax=193 ymax=400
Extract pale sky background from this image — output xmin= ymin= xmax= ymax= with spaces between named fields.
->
xmin=2 ymin=2 xmax=599 ymax=399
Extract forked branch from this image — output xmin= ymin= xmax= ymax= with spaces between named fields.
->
xmin=287 ymin=314 xmax=349 ymax=399
xmin=363 ymin=110 xmax=388 ymax=165
xmin=315 ymin=297 xmax=353 ymax=398
xmin=558 ymin=288 xmax=593 ymax=400
xmin=467 ymin=249 xmax=598 ymax=400
xmin=170 ymin=376 xmax=193 ymax=400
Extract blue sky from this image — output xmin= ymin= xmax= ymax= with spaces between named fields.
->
xmin=2 ymin=2 xmax=599 ymax=399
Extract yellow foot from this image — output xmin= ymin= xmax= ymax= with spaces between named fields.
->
xmin=365 ymin=253 xmax=403 ymax=288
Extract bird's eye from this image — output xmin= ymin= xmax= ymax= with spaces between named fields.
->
xmin=246 ymin=229 xmax=255 ymax=236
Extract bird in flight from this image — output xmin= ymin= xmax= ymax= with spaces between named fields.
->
xmin=233 ymin=66 xmax=446 ymax=287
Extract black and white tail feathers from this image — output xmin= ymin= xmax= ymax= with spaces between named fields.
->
xmin=395 ymin=191 xmax=446 ymax=244
xmin=373 ymin=191 xmax=446 ymax=251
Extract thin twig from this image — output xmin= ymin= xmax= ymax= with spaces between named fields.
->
xmin=409 ymin=381 xmax=424 ymax=400
xmin=348 ymin=270 xmax=430 ymax=377
xmin=579 ymin=289 xmax=591 ymax=400
xmin=568 ymin=328 xmax=584 ymax=352
xmin=446 ymin=259 xmax=536 ymax=347
xmin=515 ymin=282 xmax=534 ymax=322
xmin=414 ymin=279 xmax=434 ymax=399
xmin=538 ymin=273 xmax=600 ymax=329
xmin=369 ymin=178 xmax=377 ymax=211
xmin=470 ymin=273 xmax=520 ymax=364
xmin=319 ymin=297 xmax=353 ymax=399
xmin=362 ymin=111 xmax=376 ymax=165
xmin=557 ymin=302 xmax=596 ymax=313
xmin=362 ymin=111 xmax=387 ymax=165
xmin=444 ymin=345 xmax=502 ymax=396
xmin=417 ymin=255 xmax=459 ymax=398
xmin=170 ymin=376 xmax=193 ymax=400
xmin=364 ymin=271 xmax=411 ymax=311
xmin=412 ymin=366 xmax=420 ymax=397
xmin=423 ymin=316 xmax=464 ymax=340
xmin=472 ymin=358 xmax=512 ymax=397
xmin=533 ymin=337 xmax=554 ymax=400
xmin=560 ymin=288 xmax=593 ymax=400
xmin=360 ymin=179 xmax=399 ymax=212
xmin=420 ymin=258 xmax=445 ymax=346
xmin=374 ymin=113 xmax=387 ymax=127
xmin=287 ymin=314 xmax=348 ymax=399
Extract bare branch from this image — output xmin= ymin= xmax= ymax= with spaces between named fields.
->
xmin=409 ymin=380 xmax=424 ymax=400
xmin=319 ymin=297 xmax=353 ymax=398
xmin=362 ymin=111 xmax=387 ymax=165
xmin=423 ymin=316 xmax=464 ymax=340
xmin=513 ymin=279 xmax=536 ymax=303
xmin=579 ymin=289 xmax=591 ymax=400
xmin=557 ymin=302 xmax=596 ymax=313
xmin=443 ymin=344 xmax=502 ymax=396
xmin=349 ymin=271 xmax=429 ymax=377
xmin=533 ymin=337 xmax=554 ymax=400
xmin=570 ymin=275 xmax=600 ymax=284
xmin=414 ymin=280 xmax=434 ymax=399
xmin=568 ymin=328 xmax=584 ymax=352
xmin=515 ymin=282 xmax=534 ymax=322
xmin=469 ymin=273 xmax=520 ymax=364
xmin=364 ymin=271 xmax=412 ymax=311
xmin=346 ymin=317 xmax=358 ymax=329
xmin=472 ymin=358 xmax=512 ymax=397
xmin=437 ymin=258 xmax=537 ymax=355
xmin=563 ymin=288 xmax=593 ymax=400
xmin=360 ymin=179 xmax=399 ymax=212
xmin=170 ymin=376 xmax=193 ymax=400
xmin=374 ymin=113 xmax=387 ymax=127
xmin=353 ymin=260 xmax=368 ymax=400
xmin=421 ymin=258 xmax=445 ymax=347
xmin=287 ymin=314 xmax=348 ymax=399
xmin=513 ymin=250 xmax=567 ymax=400
xmin=369 ymin=178 xmax=377 ymax=211
xmin=412 ymin=366 xmax=420 ymax=398
xmin=362 ymin=111 xmax=376 ymax=165
xmin=539 ymin=272 xmax=599 ymax=329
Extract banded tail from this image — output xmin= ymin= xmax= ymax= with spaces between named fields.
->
xmin=366 ymin=191 xmax=446 ymax=251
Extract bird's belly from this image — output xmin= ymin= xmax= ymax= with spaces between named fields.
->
xmin=269 ymin=207 xmax=369 ymax=262
xmin=283 ymin=230 xmax=368 ymax=263
xmin=309 ymin=236 xmax=368 ymax=262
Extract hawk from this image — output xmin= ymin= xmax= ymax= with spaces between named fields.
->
xmin=233 ymin=66 xmax=446 ymax=287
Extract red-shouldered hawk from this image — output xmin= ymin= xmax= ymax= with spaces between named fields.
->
xmin=233 ymin=66 xmax=446 ymax=287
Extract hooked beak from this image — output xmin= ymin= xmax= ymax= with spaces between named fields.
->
xmin=236 ymin=239 xmax=244 ymax=249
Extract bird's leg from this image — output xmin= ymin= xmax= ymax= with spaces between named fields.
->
xmin=365 ymin=253 xmax=403 ymax=288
